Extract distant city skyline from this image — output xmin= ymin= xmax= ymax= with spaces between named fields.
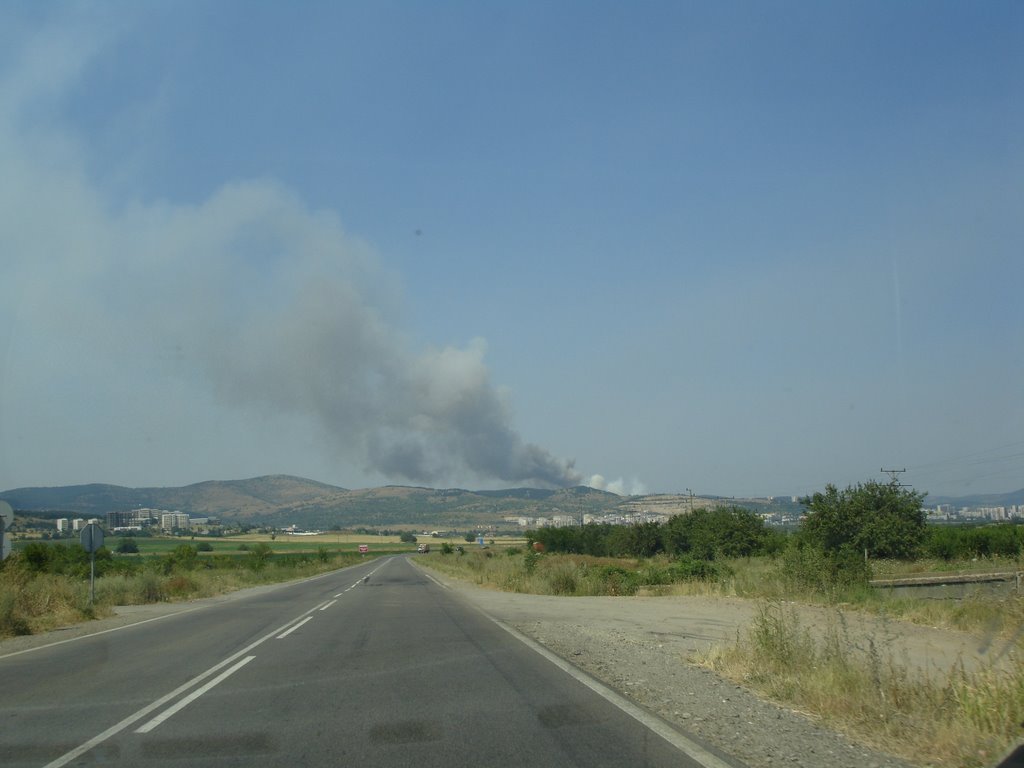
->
xmin=1 ymin=2 xmax=1021 ymax=498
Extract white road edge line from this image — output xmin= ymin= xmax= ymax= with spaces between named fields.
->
xmin=408 ymin=560 xmax=734 ymax=768
xmin=0 ymin=606 xmax=205 ymax=661
xmin=1 ymin=557 xmax=378 ymax=662
xmin=277 ymin=616 xmax=313 ymax=638
xmin=421 ymin=570 xmax=449 ymax=590
xmin=135 ymin=656 xmax=255 ymax=734
xmin=487 ymin=616 xmax=736 ymax=768
xmin=41 ymin=600 xmax=329 ymax=768
xmin=320 ymin=599 xmax=338 ymax=611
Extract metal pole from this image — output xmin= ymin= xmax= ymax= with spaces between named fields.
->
xmin=90 ymin=548 xmax=96 ymax=605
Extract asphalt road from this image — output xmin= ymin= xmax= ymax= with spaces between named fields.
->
xmin=0 ymin=556 xmax=743 ymax=767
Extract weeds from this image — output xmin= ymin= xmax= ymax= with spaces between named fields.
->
xmin=423 ymin=549 xmax=729 ymax=596
xmin=0 ymin=549 xmax=372 ymax=638
xmin=699 ymin=600 xmax=1024 ymax=767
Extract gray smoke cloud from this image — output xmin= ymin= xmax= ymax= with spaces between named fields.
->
xmin=0 ymin=20 xmax=582 ymax=489
xmin=118 ymin=185 xmax=586 ymax=487
xmin=4 ymin=168 xmax=582 ymax=487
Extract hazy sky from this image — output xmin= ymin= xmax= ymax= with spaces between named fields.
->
xmin=1 ymin=1 xmax=1021 ymax=498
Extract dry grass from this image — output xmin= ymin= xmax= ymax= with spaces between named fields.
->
xmin=0 ymin=551 xmax=371 ymax=638
xmin=698 ymin=601 xmax=1024 ymax=767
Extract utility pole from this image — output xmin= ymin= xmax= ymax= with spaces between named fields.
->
xmin=880 ymin=467 xmax=910 ymax=487
xmin=685 ymin=488 xmax=694 ymax=515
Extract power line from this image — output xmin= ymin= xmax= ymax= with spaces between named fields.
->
xmin=880 ymin=467 xmax=911 ymax=487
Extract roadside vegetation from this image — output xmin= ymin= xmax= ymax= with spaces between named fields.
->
xmin=420 ymin=480 xmax=1023 ymax=767
xmin=0 ymin=537 xmax=406 ymax=637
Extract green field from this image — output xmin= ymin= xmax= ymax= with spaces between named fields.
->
xmin=13 ymin=533 xmax=418 ymax=556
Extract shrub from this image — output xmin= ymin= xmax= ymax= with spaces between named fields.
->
xmin=670 ymin=556 xmax=730 ymax=581
xmin=596 ymin=565 xmax=640 ymax=595
xmin=781 ymin=542 xmax=871 ymax=597
xmin=523 ymin=550 xmax=539 ymax=574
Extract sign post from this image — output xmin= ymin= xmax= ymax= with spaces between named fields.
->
xmin=0 ymin=501 xmax=12 ymax=561
xmin=80 ymin=523 xmax=104 ymax=604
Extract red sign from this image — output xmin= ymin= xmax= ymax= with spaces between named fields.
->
xmin=358 ymin=544 xmax=369 ymax=553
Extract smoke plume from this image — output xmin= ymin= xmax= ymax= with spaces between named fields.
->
xmin=0 ymin=17 xmax=586 ymax=489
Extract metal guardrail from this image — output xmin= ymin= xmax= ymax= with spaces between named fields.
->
xmin=870 ymin=571 xmax=1022 ymax=596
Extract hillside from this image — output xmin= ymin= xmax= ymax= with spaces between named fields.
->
xmin=0 ymin=475 xmax=347 ymax=519
xmin=0 ymin=476 xmax=628 ymax=528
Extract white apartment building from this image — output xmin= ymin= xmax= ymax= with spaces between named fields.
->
xmin=161 ymin=512 xmax=190 ymax=531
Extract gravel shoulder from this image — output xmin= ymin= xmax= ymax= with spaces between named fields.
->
xmin=424 ymin=566 xmax=1009 ymax=768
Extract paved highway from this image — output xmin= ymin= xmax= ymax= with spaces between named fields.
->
xmin=1 ymin=556 xmax=742 ymax=767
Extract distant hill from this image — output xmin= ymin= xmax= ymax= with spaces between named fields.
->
xmin=0 ymin=477 xmax=642 ymax=528
xmin=0 ymin=475 xmax=347 ymax=519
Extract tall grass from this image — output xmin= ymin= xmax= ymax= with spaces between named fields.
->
xmin=421 ymin=549 xmax=729 ymax=596
xmin=699 ymin=601 xmax=1024 ymax=767
xmin=0 ymin=550 xmax=373 ymax=638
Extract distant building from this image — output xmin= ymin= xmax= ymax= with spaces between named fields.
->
xmin=72 ymin=518 xmax=86 ymax=531
xmin=107 ymin=509 xmax=157 ymax=529
xmin=56 ymin=518 xmax=69 ymax=533
xmin=160 ymin=512 xmax=190 ymax=531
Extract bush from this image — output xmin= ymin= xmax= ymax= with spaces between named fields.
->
xmin=781 ymin=542 xmax=871 ymax=597
xmin=196 ymin=541 xmax=213 ymax=552
xmin=670 ymin=556 xmax=730 ymax=581
xmin=115 ymin=537 xmax=139 ymax=554
xmin=249 ymin=542 xmax=273 ymax=572
xmin=596 ymin=565 xmax=640 ymax=595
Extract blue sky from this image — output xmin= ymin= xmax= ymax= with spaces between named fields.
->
xmin=1 ymin=1 xmax=1021 ymax=497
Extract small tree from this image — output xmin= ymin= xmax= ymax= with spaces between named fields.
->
xmin=116 ymin=537 xmax=139 ymax=554
xmin=799 ymin=480 xmax=926 ymax=560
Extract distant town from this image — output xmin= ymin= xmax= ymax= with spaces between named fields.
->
xmin=35 ymin=499 xmax=1024 ymax=540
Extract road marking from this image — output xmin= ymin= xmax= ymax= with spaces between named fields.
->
xmin=41 ymin=601 xmax=330 ymax=768
xmin=486 ymin=616 xmax=738 ymax=768
xmin=320 ymin=599 xmax=338 ymax=611
xmin=135 ymin=656 xmax=255 ymax=734
xmin=421 ymin=570 xmax=449 ymax=590
xmin=1 ymin=557 xmax=385 ymax=662
xmin=0 ymin=606 xmax=206 ymax=661
xmin=406 ymin=560 xmax=736 ymax=768
xmin=277 ymin=616 xmax=313 ymax=638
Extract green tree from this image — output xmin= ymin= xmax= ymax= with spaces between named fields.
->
xmin=399 ymin=532 xmax=418 ymax=543
xmin=799 ymin=480 xmax=926 ymax=560
xmin=115 ymin=537 xmax=139 ymax=554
